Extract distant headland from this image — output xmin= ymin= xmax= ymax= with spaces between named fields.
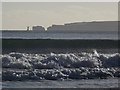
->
xmin=27 ymin=21 xmax=118 ymax=32
xmin=3 ymin=21 xmax=119 ymax=32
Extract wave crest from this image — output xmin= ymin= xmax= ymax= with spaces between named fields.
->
xmin=2 ymin=51 xmax=120 ymax=81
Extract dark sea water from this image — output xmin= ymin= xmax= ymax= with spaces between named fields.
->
xmin=2 ymin=78 xmax=119 ymax=88
xmin=1 ymin=30 xmax=119 ymax=88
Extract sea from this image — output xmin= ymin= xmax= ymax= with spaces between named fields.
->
xmin=2 ymin=30 xmax=118 ymax=40
xmin=1 ymin=30 xmax=119 ymax=89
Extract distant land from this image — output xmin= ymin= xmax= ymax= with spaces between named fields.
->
xmin=31 ymin=21 xmax=119 ymax=32
xmin=3 ymin=21 xmax=119 ymax=32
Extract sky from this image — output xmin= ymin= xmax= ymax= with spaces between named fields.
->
xmin=2 ymin=2 xmax=118 ymax=30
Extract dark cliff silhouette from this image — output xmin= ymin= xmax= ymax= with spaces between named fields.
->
xmin=47 ymin=21 xmax=118 ymax=32
xmin=32 ymin=26 xmax=45 ymax=32
xmin=32 ymin=21 xmax=119 ymax=32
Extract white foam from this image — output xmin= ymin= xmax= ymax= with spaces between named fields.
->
xmin=1 ymin=51 xmax=120 ymax=81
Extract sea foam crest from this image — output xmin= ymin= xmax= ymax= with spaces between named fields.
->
xmin=1 ymin=51 xmax=120 ymax=69
xmin=1 ymin=51 xmax=120 ymax=81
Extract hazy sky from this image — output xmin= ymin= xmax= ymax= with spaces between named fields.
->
xmin=2 ymin=2 xmax=118 ymax=30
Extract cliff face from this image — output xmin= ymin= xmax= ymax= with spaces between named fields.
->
xmin=47 ymin=21 xmax=118 ymax=32
xmin=32 ymin=26 xmax=45 ymax=31
xmin=32 ymin=21 xmax=118 ymax=32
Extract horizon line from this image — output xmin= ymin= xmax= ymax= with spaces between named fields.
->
xmin=2 ymin=20 xmax=119 ymax=30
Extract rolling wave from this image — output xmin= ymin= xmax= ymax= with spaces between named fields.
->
xmin=1 ymin=50 xmax=120 ymax=81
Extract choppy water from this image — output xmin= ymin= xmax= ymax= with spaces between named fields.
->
xmin=2 ymin=50 xmax=120 ymax=81
xmin=1 ymin=30 xmax=119 ymax=88
xmin=2 ymin=78 xmax=119 ymax=88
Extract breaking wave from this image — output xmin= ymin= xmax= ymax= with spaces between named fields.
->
xmin=1 ymin=50 xmax=120 ymax=81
